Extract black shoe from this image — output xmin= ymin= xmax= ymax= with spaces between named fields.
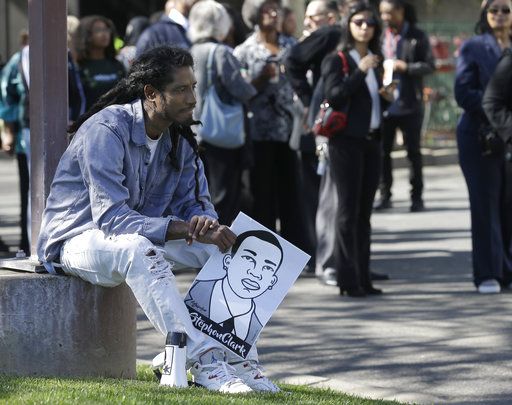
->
xmin=370 ymin=271 xmax=390 ymax=281
xmin=363 ymin=286 xmax=383 ymax=295
xmin=410 ymin=199 xmax=425 ymax=212
xmin=340 ymin=287 xmax=367 ymax=297
xmin=374 ymin=198 xmax=392 ymax=210
xmin=0 ymin=238 xmax=9 ymax=253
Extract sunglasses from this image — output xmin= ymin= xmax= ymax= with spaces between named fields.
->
xmin=351 ymin=18 xmax=377 ymax=27
xmin=488 ymin=6 xmax=511 ymax=14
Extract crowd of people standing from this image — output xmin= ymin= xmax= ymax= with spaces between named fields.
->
xmin=1 ymin=0 xmax=512 ymax=299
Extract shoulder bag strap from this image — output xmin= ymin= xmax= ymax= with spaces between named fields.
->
xmin=206 ymin=44 xmax=219 ymax=88
xmin=337 ymin=51 xmax=349 ymax=75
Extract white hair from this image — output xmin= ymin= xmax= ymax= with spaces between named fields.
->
xmin=188 ymin=0 xmax=232 ymax=43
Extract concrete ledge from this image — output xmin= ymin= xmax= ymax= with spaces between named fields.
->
xmin=0 ymin=270 xmax=137 ymax=378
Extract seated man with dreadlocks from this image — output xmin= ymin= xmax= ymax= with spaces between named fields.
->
xmin=37 ymin=46 xmax=279 ymax=394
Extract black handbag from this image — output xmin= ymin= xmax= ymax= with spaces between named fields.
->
xmin=312 ymin=51 xmax=350 ymax=138
xmin=478 ymin=123 xmax=504 ymax=157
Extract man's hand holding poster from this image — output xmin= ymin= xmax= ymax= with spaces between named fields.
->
xmin=185 ymin=212 xmax=310 ymax=359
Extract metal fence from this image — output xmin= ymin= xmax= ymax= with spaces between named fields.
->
xmin=419 ymin=21 xmax=474 ymax=142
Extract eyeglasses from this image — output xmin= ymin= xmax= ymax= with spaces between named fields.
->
xmin=351 ymin=18 xmax=377 ymax=27
xmin=488 ymin=6 xmax=511 ymax=15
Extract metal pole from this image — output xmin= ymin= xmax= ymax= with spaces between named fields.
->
xmin=28 ymin=0 xmax=68 ymax=257
xmin=0 ymin=0 xmax=8 ymax=63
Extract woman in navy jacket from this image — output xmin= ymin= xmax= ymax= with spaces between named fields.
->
xmin=321 ymin=1 xmax=390 ymax=297
xmin=454 ymin=0 xmax=512 ymax=294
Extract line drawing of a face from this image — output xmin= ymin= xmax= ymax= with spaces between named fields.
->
xmin=223 ymin=233 xmax=283 ymax=300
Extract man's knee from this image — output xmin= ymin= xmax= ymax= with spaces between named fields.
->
xmin=111 ymin=234 xmax=154 ymax=254
xmin=112 ymin=234 xmax=174 ymax=280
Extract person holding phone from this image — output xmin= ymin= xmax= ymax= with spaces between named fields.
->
xmin=321 ymin=1 xmax=391 ymax=297
xmin=376 ymin=0 xmax=435 ymax=212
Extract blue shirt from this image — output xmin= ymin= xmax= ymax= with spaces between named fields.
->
xmin=37 ymin=99 xmax=217 ymax=263
xmin=0 ymin=51 xmax=28 ymax=154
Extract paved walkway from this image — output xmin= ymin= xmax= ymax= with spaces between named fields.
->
xmin=1 ymin=152 xmax=511 ymax=404
xmin=0 ymin=154 xmax=21 ymax=255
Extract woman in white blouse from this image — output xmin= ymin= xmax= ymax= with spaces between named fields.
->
xmin=320 ymin=0 xmax=391 ymax=297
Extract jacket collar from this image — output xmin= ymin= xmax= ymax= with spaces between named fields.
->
xmin=482 ymin=32 xmax=502 ymax=59
xmin=130 ymin=99 xmax=171 ymax=155
xmin=131 ymin=99 xmax=147 ymax=146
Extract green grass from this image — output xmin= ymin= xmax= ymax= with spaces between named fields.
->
xmin=0 ymin=365 xmax=402 ymax=405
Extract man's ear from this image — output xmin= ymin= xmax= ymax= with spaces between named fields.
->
xmin=270 ymin=275 xmax=278 ymax=287
xmin=143 ymin=84 xmax=158 ymax=102
xmin=222 ymin=254 xmax=231 ymax=271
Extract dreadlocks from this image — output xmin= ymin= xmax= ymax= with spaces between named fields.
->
xmin=69 ymin=45 xmax=206 ymax=210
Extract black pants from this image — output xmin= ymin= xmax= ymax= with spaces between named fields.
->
xmin=201 ymin=142 xmax=244 ymax=226
xmin=298 ymin=150 xmax=320 ymax=265
xmin=457 ymin=126 xmax=512 ymax=285
xmin=329 ymin=135 xmax=381 ymax=289
xmin=380 ymin=111 xmax=424 ymax=201
xmin=250 ymin=141 xmax=306 ymax=249
xmin=16 ymin=152 xmax=30 ymax=252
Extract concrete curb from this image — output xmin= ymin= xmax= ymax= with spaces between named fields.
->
xmin=392 ymin=147 xmax=459 ymax=169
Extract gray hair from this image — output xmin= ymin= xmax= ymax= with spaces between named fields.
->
xmin=241 ymin=0 xmax=282 ymax=30
xmin=188 ymin=0 xmax=232 ymax=43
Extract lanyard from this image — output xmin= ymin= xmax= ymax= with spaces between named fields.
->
xmin=384 ymin=28 xmax=401 ymax=59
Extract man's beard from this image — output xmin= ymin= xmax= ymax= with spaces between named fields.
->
xmin=182 ymin=116 xmax=201 ymax=127
xmin=164 ymin=110 xmax=198 ymax=127
xmin=178 ymin=116 xmax=201 ymax=127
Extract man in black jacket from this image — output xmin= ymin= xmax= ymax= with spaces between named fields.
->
xmin=483 ymin=48 xmax=512 ymax=279
xmin=376 ymin=0 xmax=435 ymax=212
xmin=483 ymin=49 xmax=512 ymax=149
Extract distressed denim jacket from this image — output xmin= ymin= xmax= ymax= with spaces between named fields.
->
xmin=37 ymin=99 xmax=217 ymax=264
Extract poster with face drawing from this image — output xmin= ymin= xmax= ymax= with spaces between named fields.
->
xmin=184 ymin=212 xmax=310 ymax=359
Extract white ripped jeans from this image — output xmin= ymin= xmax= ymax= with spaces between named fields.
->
xmin=59 ymin=229 xmax=258 ymax=364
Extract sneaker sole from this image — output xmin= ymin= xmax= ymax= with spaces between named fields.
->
xmin=193 ymin=381 xmax=252 ymax=393
xmin=478 ymin=288 xmax=501 ymax=294
xmin=477 ymin=284 xmax=501 ymax=293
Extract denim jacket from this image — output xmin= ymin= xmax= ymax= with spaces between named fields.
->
xmin=37 ymin=99 xmax=216 ymax=264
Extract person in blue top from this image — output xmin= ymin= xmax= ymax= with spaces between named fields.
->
xmin=136 ymin=0 xmax=198 ymax=56
xmin=1 ymin=32 xmax=30 ymax=254
xmin=454 ymin=0 xmax=512 ymax=294
xmin=37 ymin=46 xmax=276 ymax=393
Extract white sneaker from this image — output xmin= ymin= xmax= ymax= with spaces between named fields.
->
xmin=152 ymin=351 xmax=165 ymax=380
xmin=190 ymin=348 xmax=252 ymax=393
xmin=231 ymin=360 xmax=280 ymax=392
xmin=477 ymin=279 xmax=501 ymax=294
